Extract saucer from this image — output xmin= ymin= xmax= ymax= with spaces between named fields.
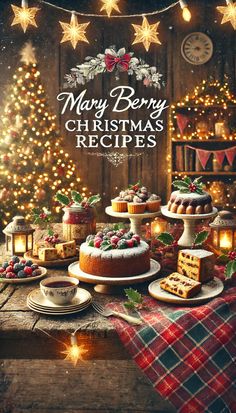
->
xmin=27 ymin=300 xmax=91 ymax=315
xmin=27 ymin=287 xmax=92 ymax=310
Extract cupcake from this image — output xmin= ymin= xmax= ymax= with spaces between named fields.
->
xmin=127 ymin=196 xmax=146 ymax=214
xmin=111 ymin=197 xmax=128 ymax=212
xmin=146 ymin=194 xmax=161 ymax=212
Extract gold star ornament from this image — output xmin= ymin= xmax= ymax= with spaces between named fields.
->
xmin=11 ymin=2 xmax=39 ymax=33
xmin=60 ymin=12 xmax=90 ymax=49
xmin=132 ymin=16 xmax=161 ymax=52
xmin=61 ymin=335 xmax=88 ymax=367
xmin=100 ymin=0 xmax=121 ymax=17
xmin=217 ymin=0 xmax=236 ymax=30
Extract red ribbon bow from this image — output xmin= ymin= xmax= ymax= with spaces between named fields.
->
xmin=105 ymin=53 xmax=131 ymax=72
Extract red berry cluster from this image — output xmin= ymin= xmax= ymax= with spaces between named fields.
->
xmin=44 ymin=233 xmax=61 ymax=245
xmin=228 ymin=251 xmax=236 ymax=261
xmin=189 ymin=183 xmax=197 ymax=192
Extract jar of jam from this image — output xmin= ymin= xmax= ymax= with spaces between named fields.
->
xmin=62 ymin=205 xmax=96 ymax=245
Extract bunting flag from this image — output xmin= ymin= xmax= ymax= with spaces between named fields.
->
xmin=176 ymin=114 xmax=190 ymax=135
xmin=214 ymin=150 xmax=225 ymax=166
xmin=187 ymin=145 xmax=236 ymax=170
xmin=225 ymin=147 xmax=236 ymax=166
xmin=195 ymin=148 xmax=211 ymax=169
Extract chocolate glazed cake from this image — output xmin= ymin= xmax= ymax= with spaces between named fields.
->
xmin=167 ymin=191 xmax=213 ymax=215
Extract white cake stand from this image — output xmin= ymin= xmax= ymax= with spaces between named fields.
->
xmin=68 ymin=259 xmax=161 ymax=294
xmin=105 ymin=206 xmax=161 ymax=237
xmin=161 ymin=206 xmax=218 ymax=247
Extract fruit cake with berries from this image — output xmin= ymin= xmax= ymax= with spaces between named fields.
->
xmin=160 ymin=273 xmax=201 ymax=299
xmin=79 ymin=228 xmax=150 ymax=277
xmin=167 ymin=177 xmax=213 ymax=215
xmin=177 ymin=249 xmax=215 ymax=283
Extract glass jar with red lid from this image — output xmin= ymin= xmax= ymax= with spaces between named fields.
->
xmin=62 ymin=205 xmax=96 ymax=245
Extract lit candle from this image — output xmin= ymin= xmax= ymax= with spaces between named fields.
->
xmin=14 ymin=235 xmax=26 ymax=253
xmin=151 ymin=218 xmax=168 ymax=237
xmin=219 ymin=232 xmax=232 ymax=250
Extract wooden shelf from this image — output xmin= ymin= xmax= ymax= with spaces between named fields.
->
xmin=172 ymin=139 xmax=236 ymax=143
xmin=172 ymin=171 xmax=236 ymax=176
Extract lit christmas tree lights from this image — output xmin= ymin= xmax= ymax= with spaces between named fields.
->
xmin=0 ymin=42 xmax=87 ymax=225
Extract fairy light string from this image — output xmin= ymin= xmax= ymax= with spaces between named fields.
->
xmin=39 ymin=0 xmax=180 ymax=18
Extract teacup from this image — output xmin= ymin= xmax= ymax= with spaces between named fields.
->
xmin=40 ymin=276 xmax=79 ymax=305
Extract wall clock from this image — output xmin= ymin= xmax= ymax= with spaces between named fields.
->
xmin=181 ymin=32 xmax=213 ymax=65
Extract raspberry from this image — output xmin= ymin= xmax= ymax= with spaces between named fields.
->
xmin=228 ymin=251 xmax=236 ymax=261
xmin=189 ymin=183 xmax=197 ymax=192
xmin=24 ymin=266 xmax=33 ymax=276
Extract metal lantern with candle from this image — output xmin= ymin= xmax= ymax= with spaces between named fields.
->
xmin=210 ymin=210 xmax=236 ymax=254
xmin=3 ymin=216 xmax=35 ymax=255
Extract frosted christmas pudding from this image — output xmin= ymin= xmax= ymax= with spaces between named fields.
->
xmin=79 ymin=227 xmax=150 ymax=277
xmin=167 ymin=177 xmax=213 ymax=215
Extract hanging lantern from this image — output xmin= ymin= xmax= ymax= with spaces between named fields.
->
xmin=151 ymin=217 xmax=168 ymax=237
xmin=210 ymin=210 xmax=236 ymax=253
xmin=3 ymin=216 xmax=35 ymax=255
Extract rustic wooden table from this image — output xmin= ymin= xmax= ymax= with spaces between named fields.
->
xmin=0 ymin=231 xmax=176 ymax=413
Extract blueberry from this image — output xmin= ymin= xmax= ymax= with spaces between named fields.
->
xmin=2 ymin=262 xmax=9 ymax=269
xmin=25 ymin=260 xmax=33 ymax=267
xmin=11 ymin=256 xmax=20 ymax=263
xmin=31 ymin=264 xmax=38 ymax=270
xmin=17 ymin=270 xmax=26 ymax=278
xmin=13 ymin=263 xmax=22 ymax=273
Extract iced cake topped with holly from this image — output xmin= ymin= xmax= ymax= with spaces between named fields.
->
xmin=79 ymin=227 xmax=150 ymax=277
xmin=167 ymin=176 xmax=213 ymax=215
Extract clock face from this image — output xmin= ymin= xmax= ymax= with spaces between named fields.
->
xmin=181 ymin=32 xmax=213 ymax=65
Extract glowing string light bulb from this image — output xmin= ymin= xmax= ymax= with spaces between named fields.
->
xmin=179 ymin=0 xmax=191 ymax=22
xmin=61 ymin=334 xmax=88 ymax=366
xmin=11 ymin=0 xmax=39 ymax=33
xmin=100 ymin=0 xmax=121 ymax=17
xmin=132 ymin=16 xmax=161 ymax=52
xmin=59 ymin=11 xmax=90 ymax=49
xmin=217 ymin=0 xmax=236 ymax=30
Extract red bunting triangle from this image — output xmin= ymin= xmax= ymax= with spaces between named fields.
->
xmin=196 ymin=149 xmax=211 ymax=170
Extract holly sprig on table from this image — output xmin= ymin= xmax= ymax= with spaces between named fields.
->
xmin=124 ymin=288 xmax=145 ymax=310
xmin=218 ymin=251 xmax=236 ymax=279
xmin=157 ymin=230 xmax=209 ymax=250
xmin=31 ymin=207 xmax=53 ymax=234
xmin=173 ymin=176 xmax=204 ymax=194
xmin=56 ymin=191 xmax=101 ymax=208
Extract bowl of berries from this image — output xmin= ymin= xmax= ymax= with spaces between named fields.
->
xmin=0 ymin=256 xmax=47 ymax=284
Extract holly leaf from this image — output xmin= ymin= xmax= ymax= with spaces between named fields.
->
xmin=87 ymin=194 xmax=101 ymax=206
xmin=172 ymin=180 xmax=189 ymax=189
xmin=183 ymin=176 xmax=191 ymax=184
xmin=55 ymin=192 xmax=70 ymax=206
xmin=193 ymin=231 xmax=209 ymax=246
xmin=71 ymin=190 xmax=82 ymax=204
xmin=218 ymin=254 xmax=229 ymax=263
xmin=195 ymin=188 xmax=204 ymax=195
xmin=48 ymin=228 xmax=54 ymax=236
xmin=157 ymin=232 xmax=174 ymax=246
xmin=225 ymin=260 xmax=236 ymax=279
xmin=124 ymin=301 xmax=135 ymax=310
xmin=124 ymin=288 xmax=143 ymax=304
xmin=179 ymin=188 xmax=191 ymax=193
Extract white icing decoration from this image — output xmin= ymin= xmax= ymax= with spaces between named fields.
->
xmin=171 ymin=190 xmax=209 ymax=199
xmin=80 ymin=240 xmax=149 ymax=259
xmin=181 ymin=249 xmax=214 ymax=258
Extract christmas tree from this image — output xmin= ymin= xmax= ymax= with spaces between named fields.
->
xmin=0 ymin=42 xmax=87 ymax=226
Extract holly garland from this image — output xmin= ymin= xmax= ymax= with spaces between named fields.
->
xmin=172 ymin=176 xmax=204 ymax=194
xmin=65 ymin=46 xmax=162 ymax=89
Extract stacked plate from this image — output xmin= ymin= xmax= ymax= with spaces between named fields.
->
xmin=27 ymin=287 xmax=92 ymax=315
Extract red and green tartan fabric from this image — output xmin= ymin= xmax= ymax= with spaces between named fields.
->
xmin=108 ymin=281 xmax=236 ymax=413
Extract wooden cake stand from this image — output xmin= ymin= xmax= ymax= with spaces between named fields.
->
xmin=68 ymin=259 xmax=161 ymax=294
xmin=105 ymin=206 xmax=161 ymax=237
xmin=161 ymin=206 xmax=218 ymax=247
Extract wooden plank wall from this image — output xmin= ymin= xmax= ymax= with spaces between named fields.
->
xmin=0 ymin=0 xmax=235 ymax=219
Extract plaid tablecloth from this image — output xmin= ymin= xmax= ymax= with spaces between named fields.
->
xmin=108 ymin=279 xmax=236 ymax=413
